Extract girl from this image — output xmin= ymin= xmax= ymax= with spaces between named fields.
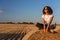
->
xmin=42 ymin=6 xmax=54 ymax=32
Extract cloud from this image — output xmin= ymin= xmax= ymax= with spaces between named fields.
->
xmin=0 ymin=9 xmax=5 ymax=13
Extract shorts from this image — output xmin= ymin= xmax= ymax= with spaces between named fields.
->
xmin=36 ymin=23 xmax=56 ymax=29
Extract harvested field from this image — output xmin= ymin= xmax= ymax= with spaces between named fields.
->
xmin=0 ymin=24 xmax=60 ymax=40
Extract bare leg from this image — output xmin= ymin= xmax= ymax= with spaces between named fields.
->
xmin=46 ymin=24 xmax=50 ymax=32
xmin=44 ymin=25 xmax=45 ymax=32
xmin=44 ymin=24 xmax=46 ymax=32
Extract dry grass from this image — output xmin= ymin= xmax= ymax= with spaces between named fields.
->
xmin=0 ymin=24 xmax=38 ymax=40
xmin=0 ymin=24 xmax=60 ymax=40
xmin=0 ymin=24 xmax=38 ymax=33
xmin=28 ymin=30 xmax=60 ymax=40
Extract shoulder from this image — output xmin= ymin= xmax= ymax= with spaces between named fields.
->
xmin=50 ymin=15 xmax=54 ymax=18
xmin=42 ymin=15 xmax=45 ymax=18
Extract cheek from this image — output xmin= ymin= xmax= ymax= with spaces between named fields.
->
xmin=44 ymin=10 xmax=49 ymax=13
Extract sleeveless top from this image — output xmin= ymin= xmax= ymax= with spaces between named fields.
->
xmin=42 ymin=14 xmax=54 ymax=24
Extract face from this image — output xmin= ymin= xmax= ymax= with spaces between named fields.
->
xmin=44 ymin=7 xmax=49 ymax=14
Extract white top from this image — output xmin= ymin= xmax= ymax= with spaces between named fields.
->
xmin=42 ymin=14 xmax=54 ymax=24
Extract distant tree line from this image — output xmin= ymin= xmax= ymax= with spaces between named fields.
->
xmin=17 ymin=22 xmax=34 ymax=24
xmin=0 ymin=22 xmax=34 ymax=24
xmin=0 ymin=22 xmax=15 ymax=24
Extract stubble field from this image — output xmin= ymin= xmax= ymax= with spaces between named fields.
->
xmin=0 ymin=24 xmax=60 ymax=40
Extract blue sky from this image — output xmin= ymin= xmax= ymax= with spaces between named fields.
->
xmin=0 ymin=0 xmax=60 ymax=24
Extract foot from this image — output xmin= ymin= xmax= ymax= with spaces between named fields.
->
xmin=50 ymin=29 xmax=54 ymax=33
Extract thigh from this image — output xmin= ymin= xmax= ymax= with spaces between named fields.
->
xmin=49 ymin=24 xmax=56 ymax=29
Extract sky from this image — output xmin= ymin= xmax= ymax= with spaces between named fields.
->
xmin=0 ymin=0 xmax=60 ymax=24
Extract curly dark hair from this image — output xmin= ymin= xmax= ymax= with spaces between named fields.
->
xmin=43 ymin=6 xmax=53 ymax=15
